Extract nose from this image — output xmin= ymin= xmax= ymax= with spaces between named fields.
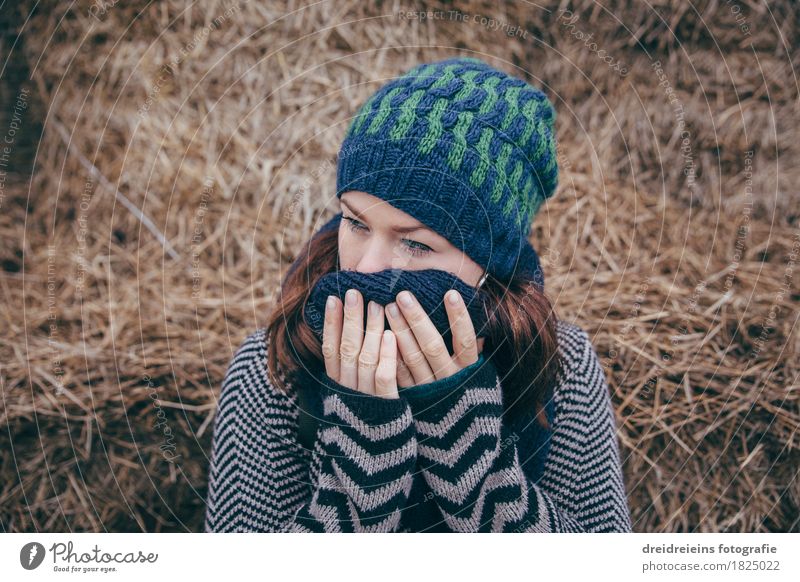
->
xmin=355 ymin=239 xmax=396 ymax=273
xmin=356 ymin=241 xmax=390 ymax=273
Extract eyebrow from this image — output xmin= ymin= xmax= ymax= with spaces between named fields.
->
xmin=341 ymin=200 xmax=431 ymax=234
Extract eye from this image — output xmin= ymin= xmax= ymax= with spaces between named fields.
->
xmin=343 ymin=216 xmax=367 ymax=233
xmin=402 ymin=239 xmax=432 ymax=257
xmin=343 ymin=216 xmax=433 ymax=257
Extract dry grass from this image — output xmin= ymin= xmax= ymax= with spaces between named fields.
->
xmin=0 ymin=0 xmax=797 ymax=532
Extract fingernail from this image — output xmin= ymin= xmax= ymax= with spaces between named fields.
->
xmin=398 ymin=291 xmax=413 ymax=307
xmin=386 ymin=302 xmax=399 ymax=318
xmin=368 ymin=301 xmax=380 ymax=316
xmin=447 ymin=290 xmax=460 ymax=305
xmin=326 ymin=295 xmax=336 ymax=311
xmin=383 ymin=330 xmax=393 ymax=342
xmin=346 ymin=289 xmax=357 ymax=306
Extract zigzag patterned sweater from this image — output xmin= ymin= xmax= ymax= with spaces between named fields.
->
xmin=203 ymin=320 xmax=633 ymax=532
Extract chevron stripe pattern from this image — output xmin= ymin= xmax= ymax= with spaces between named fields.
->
xmin=290 ymin=379 xmax=418 ymax=532
xmin=203 ymin=320 xmax=632 ymax=533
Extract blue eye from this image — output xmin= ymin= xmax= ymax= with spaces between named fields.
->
xmin=343 ymin=216 xmax=367 ymax=233
xmin=343 ymin=216 xmax=432 ymax=257
xmin=402 ymin=239 xmax=432 ymax=257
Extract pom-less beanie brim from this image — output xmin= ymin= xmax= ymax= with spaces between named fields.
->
xmin=335 ymin=56 xmax=558 ymax=282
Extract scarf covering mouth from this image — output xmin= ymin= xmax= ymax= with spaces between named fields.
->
xmin=303 ymin=268 xmax=491 ymax=356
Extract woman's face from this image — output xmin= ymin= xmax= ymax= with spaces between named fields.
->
xmin=338 ymin=190 xmax=485 ymax=287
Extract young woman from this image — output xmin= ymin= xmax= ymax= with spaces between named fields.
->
xmin=203 ymin=57 xmax=632 ymax=533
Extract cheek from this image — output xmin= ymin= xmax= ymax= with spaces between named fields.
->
xmin=337 ymin=227 xmax=355 ymax=269
xmin=444 ymin=253 xmax=483 ymax=286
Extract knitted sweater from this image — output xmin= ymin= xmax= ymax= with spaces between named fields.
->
xmin=203 ymin=320 xmax=633 ymax=533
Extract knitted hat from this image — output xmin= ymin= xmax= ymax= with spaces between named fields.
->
xmin=335 ymin=56 xmax=558 ymax=284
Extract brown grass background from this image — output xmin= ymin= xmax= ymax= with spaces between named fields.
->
xmin=0 ymin=0 xmax=798 ymax=532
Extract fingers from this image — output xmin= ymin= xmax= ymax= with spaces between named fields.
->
xmin=322 ymin=291 xmax=399 ymax=398
xmin=338 ymin=289 xmax=363 ymax=391
xmin=395 ymin=290 xmax=459 ymax=381
xmin=396 ymin=354 xmax=416 ymax=388
xmin=325 ymin=288 xmax=462 ymax=395
xmin=322 ymin=295 xmax=343 ymax=382
xmin=374 ymin=330 xmax=399 ymax=399
xmin=444 ymin=290 xmax=480 ymax=368
xmin=357 ymin=301 xmax=384 ymax=395
xmin=386 ymin=300 xmax=435 ymax=385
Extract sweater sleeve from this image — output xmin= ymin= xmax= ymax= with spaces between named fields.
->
xmin=203 ymin=329 xmax=418 ymax=533
xmin=398 ymin=325 xmax=632 ymax=532
xmin=289 ymin=374 xmax=418 ymax=533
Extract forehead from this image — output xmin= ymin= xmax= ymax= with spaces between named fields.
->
xmin=341 ymin=191 xmax=404 ymax=214
xmin=340 ymin=191 xmax=429 ymax=230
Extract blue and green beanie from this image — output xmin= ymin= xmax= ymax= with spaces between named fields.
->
xmin=335 ymin=56 xmax=559 ymax=284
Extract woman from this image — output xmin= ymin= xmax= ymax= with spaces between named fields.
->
xmin=204 ymin=57 xmax=632 ymax=533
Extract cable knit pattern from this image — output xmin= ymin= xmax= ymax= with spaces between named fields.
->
xmin=335 ymin=57 xmax=559 ymax=282
xmin=203 ymin=320 xmax=632 ymax=533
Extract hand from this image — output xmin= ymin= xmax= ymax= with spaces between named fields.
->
xmin=322 ymin=289 xmax=399 ymax=399
xmin=385 ymin=289 xmax=486 ymax=389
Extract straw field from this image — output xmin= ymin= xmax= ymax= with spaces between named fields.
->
xmin=0 ymin=0 xmax=798 ymax=532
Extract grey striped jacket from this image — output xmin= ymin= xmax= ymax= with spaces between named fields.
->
xmin=203 ymin=320 xmax=633 ymax=532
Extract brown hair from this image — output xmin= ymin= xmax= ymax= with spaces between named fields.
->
xmin=265 ymin=225 xmax=562 ymax=430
